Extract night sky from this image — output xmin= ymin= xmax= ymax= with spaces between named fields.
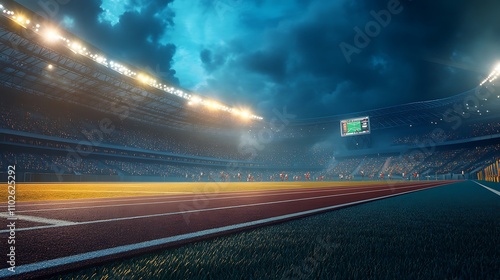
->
xmin=13 ymin=0 xmax=500 ymax=119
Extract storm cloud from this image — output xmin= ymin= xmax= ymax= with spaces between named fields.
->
xmin=15 ymin=0 xmax=500 ymax=118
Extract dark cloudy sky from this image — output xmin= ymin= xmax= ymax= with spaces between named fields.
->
xmin=14 ymin=0 xmax=500 ymax=119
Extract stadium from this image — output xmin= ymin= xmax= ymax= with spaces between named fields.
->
xmin=0 ymin=0 xmax=499 ymax=279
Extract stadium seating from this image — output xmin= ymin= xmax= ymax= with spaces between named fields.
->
xmin=1 ymin=88 xmax=499 ymax=182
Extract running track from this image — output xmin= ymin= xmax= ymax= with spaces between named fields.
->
xmin=0 ymin=181 xmax=452 ymax=279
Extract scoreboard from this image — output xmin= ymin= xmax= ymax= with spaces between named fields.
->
xmin=340 ymin=116 xmax=370 ymax=137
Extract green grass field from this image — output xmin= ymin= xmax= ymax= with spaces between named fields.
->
xmin=49 ymin=181 xmax=500 ymax=279
xmin=346 ymin=121 xmax=362 ymax=134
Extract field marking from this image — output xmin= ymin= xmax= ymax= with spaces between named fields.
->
xmin=0 ymin=182 xmax=443 ymax=233
xmin=473 ymin=181 xmax=500 ymax=197
xmin=13 ymin=183 xmax=417 ymax=213
xmin=0 ymin=183 xmax=448 ymax=278
xmin=0 ymin=213 xmax=77 ymax=226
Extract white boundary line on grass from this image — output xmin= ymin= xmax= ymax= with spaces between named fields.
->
xmin=0 ymin=182 xmax=452 ymax=278
xmin=473 ymin=181 xmax=500 ymax=197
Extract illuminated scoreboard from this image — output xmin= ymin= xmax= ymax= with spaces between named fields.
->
xmin=340 ymin=116 xmax=370 ymax=137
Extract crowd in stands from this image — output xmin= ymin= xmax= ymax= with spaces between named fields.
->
xmin=324 ymin=158 xmax=363 ymax=179
xmin=0 ymin=151 xmax=319 ymax=182
xmin=2 ymin=142 xmax=499 ymax=181
xmin=436 ymin=145 xmax=500 ymax=174
xmin=469 ymin=122 xmax=500 ymax=137
xmin=414 ymin=149 xmax=466 ymax=174
xmin=315 ymin=143 xmax=500 ymax=180
xmin=0 ymin=96 xmax=252 ymax=159
xmin=2 ymin=90 xmax=500 ymax=181
xmin=359 ymin=157 xmax=387 ymax=177
xmin=0 ymin=94 xmax=332 ymax=167
xmin=392 ymin=121 xmax=500 ymax=146
xmin=385 ymin=155 xmax=422 ymax=177
xmin=1 ymin=152 xmax=117 ymax=175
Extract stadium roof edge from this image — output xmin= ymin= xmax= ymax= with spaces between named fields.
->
xmin=0 ymin=0 xmax=263 ymax=121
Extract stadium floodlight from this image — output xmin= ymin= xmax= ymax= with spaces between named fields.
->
xmin=44 ymin=28 xmax=60 ymax=42
xmin=71 ymin=42 xmax=83 ymax=53
xmin=191 ymin=96 xmax=202 ymax=104
xmin=94 ymin=55 xmax=107 ymax=66
xmin=137 ymin=73 xmax=151 ymax=84
xmin=480 ymin=62 xmax=500 ymax=86
xmin=241 ymin=110 xmax=251 ymax=119
xmin=13 ymin=15 xmax=29 ymax=27
xmin=233 ymin=108 xmax=251 ymax=119
xmin=205 ymin=100 xmax=221 ymax=110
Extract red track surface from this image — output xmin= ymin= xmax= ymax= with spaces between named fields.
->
xmin=0 ymin=181 xmax=450 ymax=278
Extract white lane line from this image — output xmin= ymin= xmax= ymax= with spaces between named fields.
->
xmin=473 ymin=181 xmax=500 ymax=197
xmin=0 ymin=213 xmax=77 ymax=226
xmin=12 ymin=184 xmax=410 ymax=213
xmin=0 ymin=183 xmax=447 ymax=278
xmin=0 ymin=183 xmax=444 ymax=233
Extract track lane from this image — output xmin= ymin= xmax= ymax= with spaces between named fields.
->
xmin=5 ymin=182 xmax=438 ymax=223
xmin=0 ymin=182 xmax=423 ymax=208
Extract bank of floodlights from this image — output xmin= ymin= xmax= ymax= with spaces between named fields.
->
xmin=0 ymin=1 xmax=263 ymax=121
xmin=480 ymin=63 xmax=500 ymax=86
